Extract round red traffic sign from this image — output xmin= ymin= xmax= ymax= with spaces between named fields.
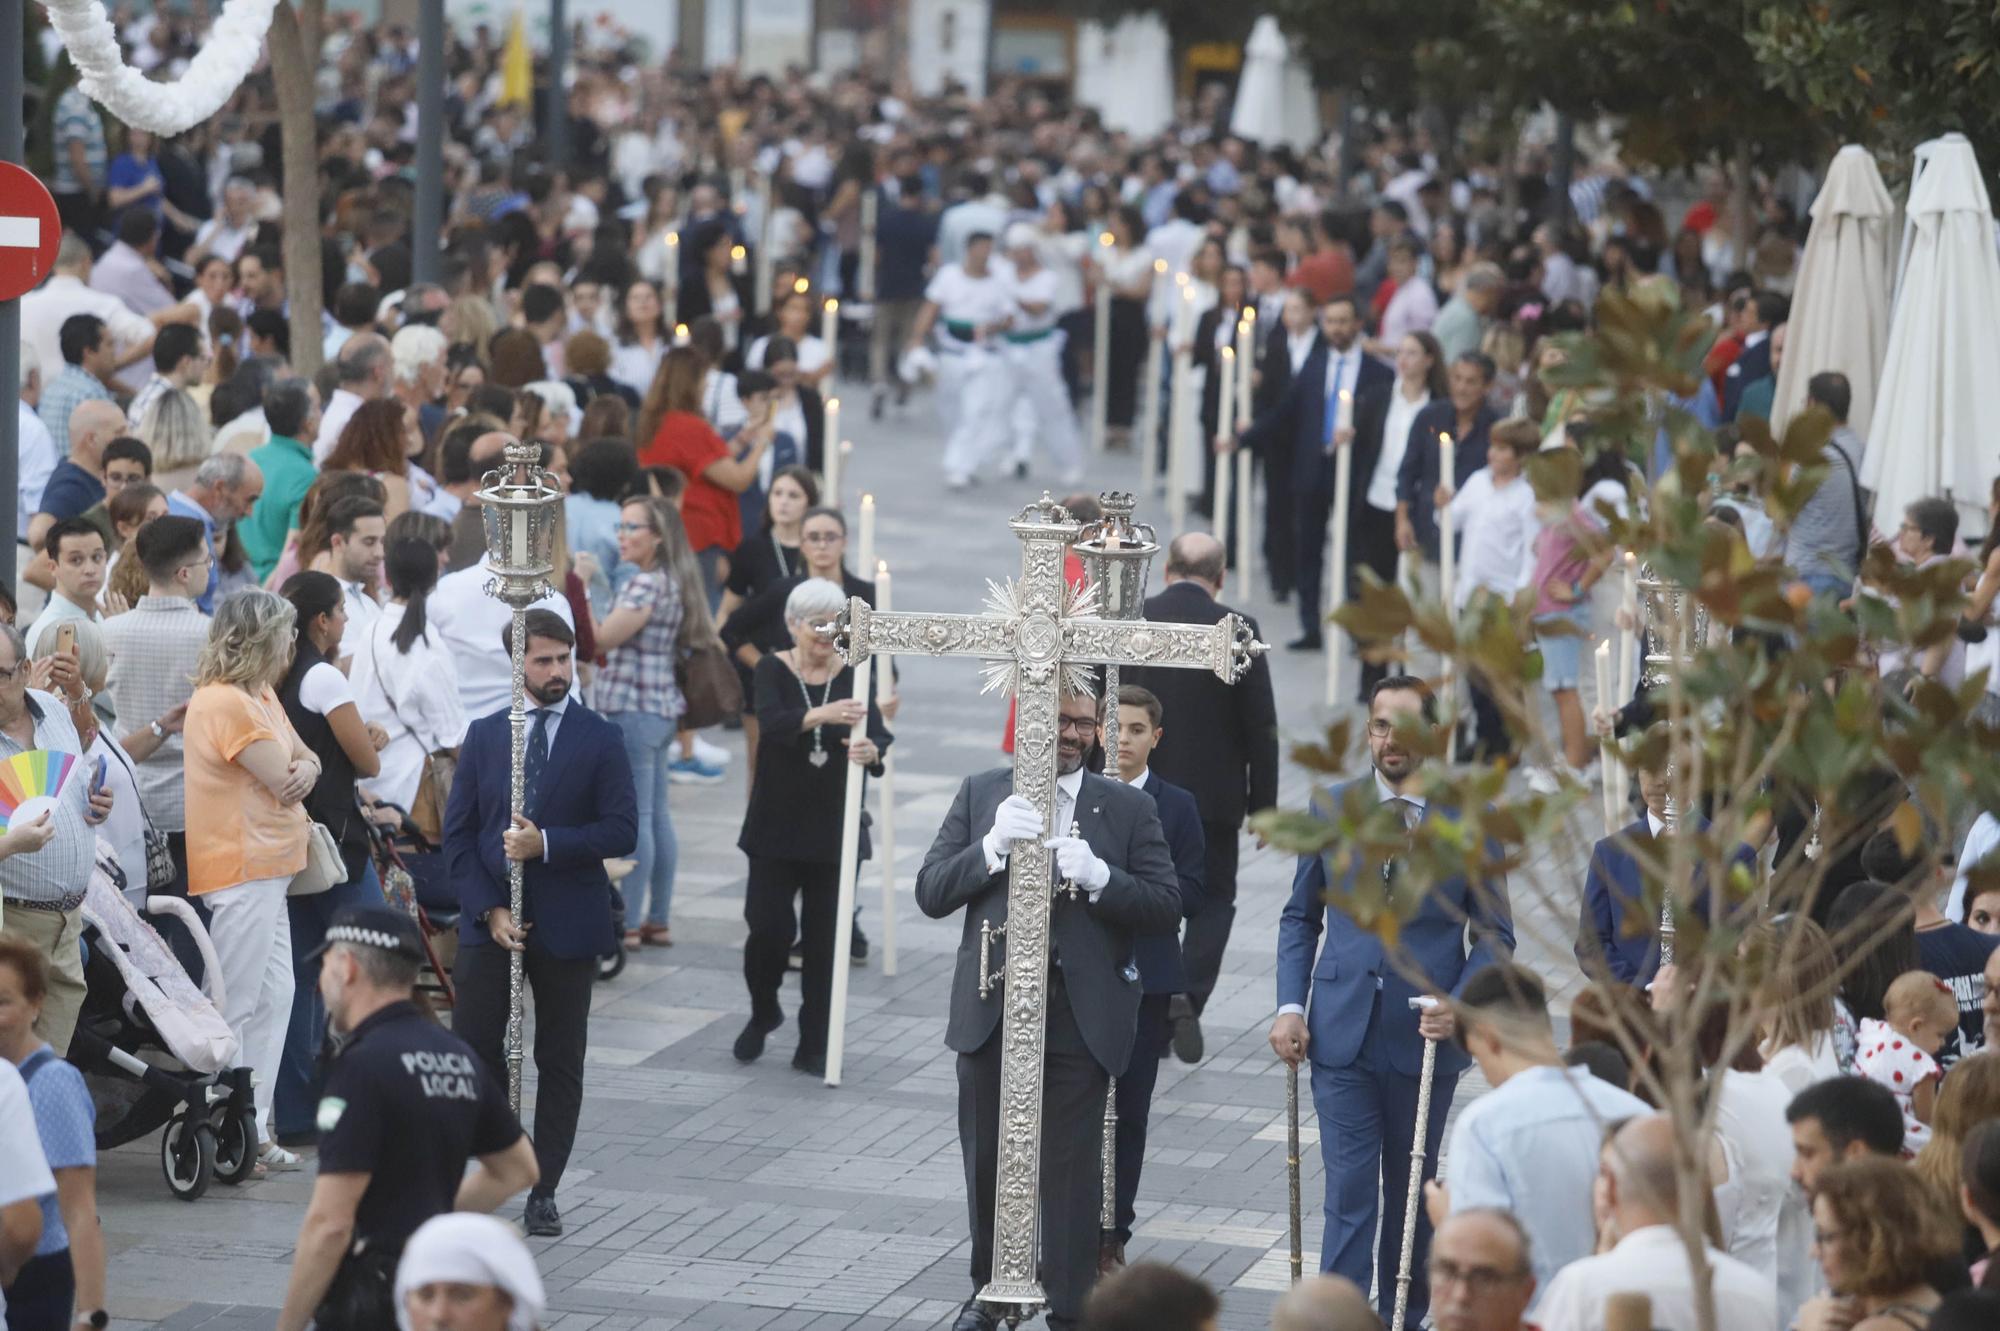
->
xmin=0 ymin=162 xmax=60 ymax=304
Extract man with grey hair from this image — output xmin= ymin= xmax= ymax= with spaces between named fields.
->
xmin=314 ymin=332 xmax=393 ymax=463
xmin=189 ymin=176 xmax=259 ymax=266
xmin=1432 ymin=262 xmax=1505 ymax=362
xmin=1270 ymin=1275 xmax=1382 ymax=1331
xmin=0 ymin=617 xmax=116 ymax=1055
xmin=391 ymin=323 xmax=450 ymax=447
xmin=167 ymin=451 xmax=265 ymax=612
xmin=15 ymin=342 xmax=55 ymax=546
xmin=1427 ymin=1209 xmax=1536 ymax=1331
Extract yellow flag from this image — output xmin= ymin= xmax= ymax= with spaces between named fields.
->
xmin=501 ymin=9 xmax=532 ymax=109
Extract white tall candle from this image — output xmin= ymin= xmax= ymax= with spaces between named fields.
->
xmin=662 ymin=231 xmax=679 ymax=329
xmin=823 ymin=298 xmax=840 ymax=380
xmin=1438 ymin=431 xmax=1457 ymax=740
xmin=856 ymin=492 xmax=875 ymax=584
xmin=858 ymin=190 xmax=878 ymax=302
xmin=1168 ymin=286 xmax=1195 ymax=526
xmin=1326 ymin=436 xmax=1353 ymax=708
xmin=1215 ymin=347 xmax=1235 ymax=552
xmin=1235 ymin=309 xmax=1254 ymax=421
xmin=875 ymin=558 xmax=897 ymax=977
xmin=824 ymin=397 xmax=841 ymax=506
xmin=1596 ymin=639 xmax=1618 ymax=834
xmin=1091 ymin=231 xmax=1113 ymax=455
xmin=1336 ymin=387 xmax=1354 ymax=435
xmin=1235 ymin=449 xmax=1253 ymax=581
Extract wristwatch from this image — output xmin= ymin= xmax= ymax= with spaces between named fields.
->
xmin=77 ymin=1312 xmax=109 ymax=1329
xmin=149 ymin=719 xmax=166 ymax=739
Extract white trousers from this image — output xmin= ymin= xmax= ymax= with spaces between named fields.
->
xmin=1003 ymin=335 xmax=1083 ymax=480
xmin=937 ymin=346 xmax=1013 ymax=482
xmin=204 ymin=875 xmax=295 ymax=1140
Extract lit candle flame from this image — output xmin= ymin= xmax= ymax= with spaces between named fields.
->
xmin=664 ymin=231 xmax=678 ymax=249
xmin=1222 ymin=347 xmax=1235 ymax=361
xmin=730 ymin=245 xmax=746 ymax=261
xmin=793 ymin=276 xmax=810 ymax=294
xmin=1153 ymin=258 xmax=1168 ymax=274
xmin=826 ymin=298 xmax=839 ymax=313
xmin=1098 ymin=231 xmax=1114 ymax=247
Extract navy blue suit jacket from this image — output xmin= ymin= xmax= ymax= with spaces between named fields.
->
xmin=1241 ymin=343 xmax=1393 ymax=490
xmin=1276 ymin=779 xmax=1514 ymax=1078
xmin=445 ymin=701 xmax=639 ymax=960
xmin=1132 ymin=770 xmax=1205 ymax=994
xmin=1395 ymin=400 xmax=1498 ymax=561
xmin=1576 ymin=817 xmax=1733 ymax=986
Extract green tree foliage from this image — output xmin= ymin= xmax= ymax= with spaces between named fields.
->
xmin=1747 ymin=0 xmax=2000 ymax=172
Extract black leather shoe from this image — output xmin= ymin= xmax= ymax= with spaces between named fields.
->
xmin=951 ymin=1298 xmax=999 ymax=1331
xmin=1168 ymin=995 xmax=1205 ymax=1064
xmin=733 ymin=1010 xmax=782 ymax=1063
xmin=1285 ymin=633 xmax=1324 ymax=652
xmin=850 ymin=925 xmax=870 ymax=966
xmin=523 ymin=1192 xmax=562 ymax=1237
xmin=792 ymin=1048 xmax=826 ymax=1076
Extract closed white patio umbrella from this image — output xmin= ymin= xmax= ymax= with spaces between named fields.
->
xmin=1230 ymin=17 xmax=1320 ymax=154
xmin=1077 ymin=15 xmax=1173 ymax=141
xmin=1862 ymin=133 xmax=2000 ymax=534
xmin=1769 ymin=145 xmax=1895 ymax=435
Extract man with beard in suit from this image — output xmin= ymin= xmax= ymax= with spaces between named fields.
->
xmin=917 ymin=683 xmax=1183 ymax=1331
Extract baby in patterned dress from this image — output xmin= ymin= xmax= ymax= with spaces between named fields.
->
xmin=1854 ymin=970 xmax=1958 ymax=1156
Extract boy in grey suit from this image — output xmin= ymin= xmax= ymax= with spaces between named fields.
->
xmin=916 ymin=687 xmax=1182 ymax=1331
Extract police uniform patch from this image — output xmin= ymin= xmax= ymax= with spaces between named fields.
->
xmin=317 ymin=1096 xmax=347 ymax=1132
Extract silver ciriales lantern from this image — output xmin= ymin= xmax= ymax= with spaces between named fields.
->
xmin=476 ymin=437 xmax=562 ymax=1113
xmin=1073 ymin=490 xmax=1159 ymax=623
xmin=1069 ymin=488 xmax=1160 ymax=1237
xmin=1634 ymin=563 xmax=1706 ymax=965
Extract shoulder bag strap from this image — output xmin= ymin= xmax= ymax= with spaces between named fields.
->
xmin=367 ymin=619 xmax=437 ymax=754
xmin=1825 ymin=437 xmax=1869 ymax=569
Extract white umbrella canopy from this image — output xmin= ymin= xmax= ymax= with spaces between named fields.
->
xmin=1229 ymin=17 xmax=1321 ymax=153
xmin=1862 ymin=133 xmax=2000 ymax=534
xmin=1077 ymin=15 xmax=1174 ymax=141
xmin=1769 ymin=145 xmax=1895 ymax=435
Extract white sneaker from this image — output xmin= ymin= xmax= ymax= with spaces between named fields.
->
xmin=1524 ymin=766 xmax=1563 ymax=795
xmin=690 ymin=735 xmax=730 ymax=767
xmin=259 ymin=1142 xmax=303 ymax=1171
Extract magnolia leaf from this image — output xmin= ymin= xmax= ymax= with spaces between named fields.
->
xmin=1889 ymin=801 xmax=1922 ymax=857
xmin=1250 ymin=809 xmax=1338 ymax=857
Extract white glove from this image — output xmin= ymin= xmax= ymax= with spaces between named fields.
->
xmin=1045 ymin=836 xmax=1111 ymax=894
xmin=982 ymin=795 xmax=1044 ymax=865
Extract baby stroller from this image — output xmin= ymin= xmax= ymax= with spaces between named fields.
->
xmin=66 ymin=848 xmax=256 ymax=1202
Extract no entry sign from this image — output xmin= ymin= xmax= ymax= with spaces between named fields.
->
xmin=0 ymin=162 xmax=60 ymax=303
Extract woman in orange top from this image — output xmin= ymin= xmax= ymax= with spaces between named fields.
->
xmin=183 ymin=588 xmax=316 ymax=1167
xmin=637 ymin=346 xmax=771 ymax=606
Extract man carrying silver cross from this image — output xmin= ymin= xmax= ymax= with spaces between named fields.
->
xmin=916 ymin=682 xmax=1182 ymax=1331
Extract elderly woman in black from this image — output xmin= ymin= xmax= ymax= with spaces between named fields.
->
xmin=733 ymin=577 xmax=890 ymax=1077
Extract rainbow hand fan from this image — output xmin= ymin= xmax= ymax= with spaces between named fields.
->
xmin=0 ymin=750 xmax=80 ymax=832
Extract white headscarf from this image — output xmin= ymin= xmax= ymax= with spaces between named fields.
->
xmin=394 ymin=1213 xmax=546 ymax=1331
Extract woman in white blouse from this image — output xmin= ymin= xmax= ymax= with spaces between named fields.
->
xmin=1099 ymin=204 xmax=1155 ymax=447
xmin=608 ymin=281 xmax=669 ymax=400
xmin=745 ymin=288 xmax=830 ymax=389
xmin=349 ymin=538 xmax=468 ymax=816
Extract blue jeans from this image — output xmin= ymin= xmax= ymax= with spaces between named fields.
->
xmin=274 ymin=856 xmax=382 ymax=1137
xmin=613 ymin=710 xmax=678 ymax=927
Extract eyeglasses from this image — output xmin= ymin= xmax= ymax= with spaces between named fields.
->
xmin=1427 ymin=1259 xmax=1528 ymax=1293
xmin=1056 ymin=716 xmax=1099 ymax=735
xmin=615 ymin=522 xmax=655 ymax=535
xmin=1367 ymin=718 xmax=1416 ymax=737
xmin=802 ymin=531 xmax=844 ymax=545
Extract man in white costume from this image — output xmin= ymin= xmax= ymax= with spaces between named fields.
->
xmin=907 ymin=231 xmax=1015 ymax=489
xmin=1000 ymin=225 xmax=1085 ymax=486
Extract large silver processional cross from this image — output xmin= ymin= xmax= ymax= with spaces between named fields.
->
xmin=829 ymin=492 xmax=1266 ymax=1318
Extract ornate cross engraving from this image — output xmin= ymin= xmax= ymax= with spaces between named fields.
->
xmin=828 ymin=494 xmax=1264 ymax=1316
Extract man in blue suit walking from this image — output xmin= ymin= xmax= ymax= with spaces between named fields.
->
xmin=1101 ymin=684 xmax=1205 ymax=1272
xmin=447 ymin=609 xmax=638 ymax=1238
xmin=1270 ymin=674 xmax=1514 ymax=1325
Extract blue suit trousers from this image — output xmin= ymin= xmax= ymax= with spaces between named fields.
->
xmin=1310 ymin=988 xmax=1457 ymax=1324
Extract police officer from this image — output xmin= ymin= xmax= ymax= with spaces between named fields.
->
xmin=276 ymin=907 xmax=540 ymax=1331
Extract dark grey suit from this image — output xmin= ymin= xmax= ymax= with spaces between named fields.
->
xmin=916 ymin=767 xmax=1181 ymax=1324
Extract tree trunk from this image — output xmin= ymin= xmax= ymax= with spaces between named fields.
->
xmin=268 ymin=0 xmax=327 ymax=378
xmin=1730 ymin=141 xmax=1754 ymax=280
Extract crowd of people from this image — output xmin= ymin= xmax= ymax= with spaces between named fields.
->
xmin=0 ymin=7 xmax=1997 ymax=1331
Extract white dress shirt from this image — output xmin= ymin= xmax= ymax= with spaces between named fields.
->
xmin=428 ymin=555 xmax=576 ymax=721
xmin=16 ymin=401 xmax=55 ymax=541
xmin=1949 ymin=810 xmax=2000 ymax=921
xmin=314 ymin=387 xmax=365 ymax=463
xmin=1443 ymin=1063 xmax=1649 ymax=1302
xmin=337 ymin=580 xmax=383 ymax=664
xmin=1367 ymin=384 xmax=1430 ymax=513
xmin=1321 ymin=344 xmax=1364 ymax=441
xmin=1710 ymin=1069 xmax=1794 ymax=1288
xmin=1445 ymin=468 xmax=1541 ymax=610
xmin=21 ymin=274 xmax=154 ymax=393
xmin=1285 ymin=330 xmax=1316 ymax=375
xmin=1535 ymin=1225 xmax=1776 ymax=1331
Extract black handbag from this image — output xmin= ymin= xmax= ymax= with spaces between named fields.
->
xmin=314 ymin=1241 xmax=398 ymax=1331
xmin=103 ymin=739 xmax=176 ymax=890
xmin=678 ymin=642 xmax=745 ymax=730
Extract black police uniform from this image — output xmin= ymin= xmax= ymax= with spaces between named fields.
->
xmin=312 ymin=999 xmax=522 ymax=1330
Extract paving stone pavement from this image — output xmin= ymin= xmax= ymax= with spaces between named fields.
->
xmin=101 ymin=381 xmax=1594 ymax=1330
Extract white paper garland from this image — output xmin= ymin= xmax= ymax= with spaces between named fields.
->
xmin=40 ymin=0 xmax=281 ymax=136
